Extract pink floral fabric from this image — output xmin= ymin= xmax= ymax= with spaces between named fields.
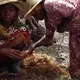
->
xmin=44 ymin=0 xmax=80 ymax=77
xmin=44 ymin=0 xmax=75 ymax=29
xmin=69 ymin=1 xmax=80 ymax=77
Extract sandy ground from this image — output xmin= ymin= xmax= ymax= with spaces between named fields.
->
xmin=35 ymin=20 xmax=69 ymax=69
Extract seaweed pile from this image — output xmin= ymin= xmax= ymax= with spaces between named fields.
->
xmin=21 ymin=53 xmax=70 ymax=80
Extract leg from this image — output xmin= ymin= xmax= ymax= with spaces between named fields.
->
xmin=7 ymin=58 xmax=21 ymax=73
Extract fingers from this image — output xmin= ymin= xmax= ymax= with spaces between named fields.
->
xmin=10 ymin=49 xmax=22 ymax=59
xmin=26 ymin=16 xmax=37 ymax=30
xmin=10 ymin=52 xmax=21 ymax=59
xmin=20 ymin=49 xmax=33 ymax=59
xmin=32 ymin=16 xmax=40 ymax=28
xmin=29 ymin=20 xmax=37 ymax=30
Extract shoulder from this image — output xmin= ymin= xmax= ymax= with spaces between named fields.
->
xmin=44 ymin=0 xmax=75 ymax=17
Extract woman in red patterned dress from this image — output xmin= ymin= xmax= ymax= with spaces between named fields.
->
xmin=0 ymin=1 xmax=34 ymax=78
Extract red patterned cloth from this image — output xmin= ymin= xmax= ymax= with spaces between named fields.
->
xmin=0 ymin=21 xmax=29 ymax=64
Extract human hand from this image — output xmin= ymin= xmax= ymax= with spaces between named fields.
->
xmin=0 ymin=48 xmax=22 ymax=60
xmin=20 ymin=44 xmax=35 ymax=59
xmin=25 ymin=15 xmax=39 ymax=30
